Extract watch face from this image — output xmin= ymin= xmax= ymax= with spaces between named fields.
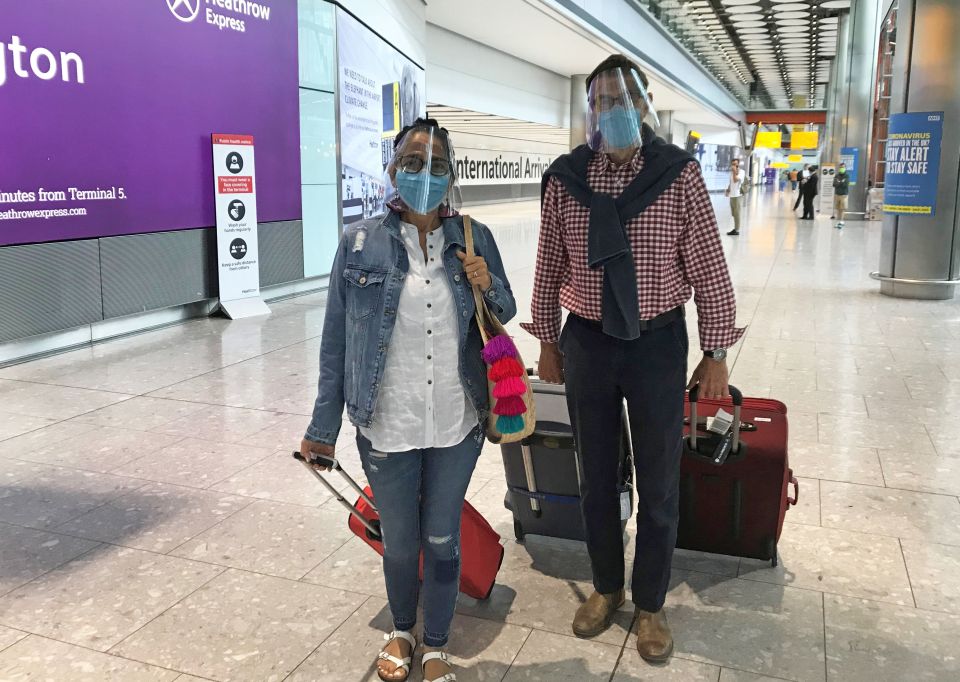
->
xmin=712 ymin=348 xmax=727 ymax=360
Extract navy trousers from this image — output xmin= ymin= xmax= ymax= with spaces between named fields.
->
xmin=560 ymin=314 xmax=687 ymax=612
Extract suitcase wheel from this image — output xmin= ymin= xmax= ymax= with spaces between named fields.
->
xmin=514 ymin=519 xmax=525 ymax=543
xmin=767 ymin=538 xmax=778 ymax=567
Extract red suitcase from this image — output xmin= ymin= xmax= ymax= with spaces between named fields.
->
xmin=678 ymin=386 xmax=798 ymax=566
xmin=293 ymin=452 xmax=504 ymax=600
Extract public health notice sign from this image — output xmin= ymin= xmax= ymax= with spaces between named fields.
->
xmin=212 ymin=134 xmax=268 ymax=319
xmin=0 ymin=0 xmax=300 ymax=247
xmin=883 ymin=111 xmax=944 ymax=215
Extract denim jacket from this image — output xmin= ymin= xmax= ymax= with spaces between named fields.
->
xmin=305 ymin=210 xmax=517 ymax=445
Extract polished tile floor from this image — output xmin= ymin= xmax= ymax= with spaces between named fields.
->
xmin=2 ymin=189 xmax=960 ymax=680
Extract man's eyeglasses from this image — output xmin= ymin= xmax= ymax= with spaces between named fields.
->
xmin=593 ymin=91 xmax=647 ymax=112
xmin=396 ymin=155 xmax=451 ymax=177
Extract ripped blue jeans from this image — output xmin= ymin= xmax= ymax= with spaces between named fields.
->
xmin=356 ymin=426 xmax=483 ymax=647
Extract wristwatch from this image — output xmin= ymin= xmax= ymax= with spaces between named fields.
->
xmin=704 ymin=348 xmax=728 ymax=362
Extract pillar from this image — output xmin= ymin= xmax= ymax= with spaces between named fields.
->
xmin=570 ymin=75 xmax=588 ymax=151
xmin=876 ymin=0 xmax=960 ymax=299
xmin=825 ymin=0 xmax=880 ymax=217
xmin=822 ymin=13 xmax=851 ymax=162
xmin=656 ymin=110 xmax=675 ymax=144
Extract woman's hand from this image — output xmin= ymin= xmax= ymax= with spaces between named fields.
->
xmin=299 ymin=438 xmax=336 ymax=471
xmin=457 ymin=251 xmax=492 ymax=291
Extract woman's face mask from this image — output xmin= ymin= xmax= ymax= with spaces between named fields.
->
xmin=395 ymin=169 xmax=450 ymax=214
xmin=598 ymin=104 xmax=642 ymax=150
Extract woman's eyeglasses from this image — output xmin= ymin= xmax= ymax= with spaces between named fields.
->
xmin=396 ymin=155 xmax=451 ymax=177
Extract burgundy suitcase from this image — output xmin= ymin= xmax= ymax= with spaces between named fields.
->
xmin=292 ymin=452 xmax=504 ymax=600
xmin=677 ymin=386 xmax=798 ymax=566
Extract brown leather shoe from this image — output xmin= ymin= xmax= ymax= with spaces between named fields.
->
xmin=635 ymin=608 xmax=674 ymax=663
xmin=572 ymin=588 xmax=625 ymax=638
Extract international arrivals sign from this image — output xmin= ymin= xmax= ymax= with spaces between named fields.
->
xmin=455 ymin=148 xmax=557 ymax=186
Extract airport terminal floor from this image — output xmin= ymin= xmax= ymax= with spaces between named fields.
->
xmin=3 ymin=188 xmax=960 ymax=681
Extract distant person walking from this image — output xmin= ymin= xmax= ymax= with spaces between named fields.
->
xmin=789 ymin=169 xmax=798 ymax=191
xmin=779 ymin=169 xmax=788 ymax=192
xmin=833 ymin=163 xmax=850 ymax=228
xmin=725 ymin=157 xmax=743 ymax=236
xmin=793 ymin=164 xmax=809 ymax=212
xmin=801 ymin=165 xmax=819 ymax=220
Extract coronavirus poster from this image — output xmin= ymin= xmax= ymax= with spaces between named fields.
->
xmin=336 ymin=8 xmax=425 ymax=224
xmin=0 ymin=0 xmax=300 ymax=247
xmin=883 ymin=111 xmax=944 ymax=216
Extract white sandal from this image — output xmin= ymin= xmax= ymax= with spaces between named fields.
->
xmin=377 ymin=630 xmax=416 ymax=682
xmin=421 ymin=650 xmax=457 ymax=682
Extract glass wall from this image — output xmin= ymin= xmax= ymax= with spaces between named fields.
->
xmin=298 ymin=0 xmax=339 ymax=278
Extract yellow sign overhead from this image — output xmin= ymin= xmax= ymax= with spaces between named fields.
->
xmin=788 ymin=154 xmax=803 ymax=162
xmin=756 ymin=132 xmax=782 ymax=149
xmin=791 ymin=131 xmax=819 ymax=149
xmin=772 ymin=162 xmax=789 ymax=169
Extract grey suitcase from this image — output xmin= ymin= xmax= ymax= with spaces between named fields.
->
xmin=500 ymin=378 xmax=634 ymax=542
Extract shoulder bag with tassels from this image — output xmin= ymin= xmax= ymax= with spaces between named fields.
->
xmin=463 ymin=215 xmax=536 ymax=444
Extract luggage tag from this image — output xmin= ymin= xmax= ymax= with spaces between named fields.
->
xmin=711 ymin=430 xmax=734 ymax=466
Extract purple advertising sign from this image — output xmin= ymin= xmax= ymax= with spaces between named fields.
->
xmin=0 ymin=0 xmax=301 ymax=246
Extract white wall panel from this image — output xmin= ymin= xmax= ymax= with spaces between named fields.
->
xmin=426 ymin=25 xmax=570 ymax=128
xmin=338 ymin=0 xmax=426 ymax=66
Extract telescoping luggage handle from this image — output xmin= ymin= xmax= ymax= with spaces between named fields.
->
xmin=292 ymin=451 xmax=382 ymax=539
xmin=688 ymin=385 xmax=743 ymax=461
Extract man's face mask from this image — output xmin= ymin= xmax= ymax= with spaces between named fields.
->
xmin=598 ymin=104 xmax=642 ymax=150
xmin=838 ymin=167 xmax=846 ymax=175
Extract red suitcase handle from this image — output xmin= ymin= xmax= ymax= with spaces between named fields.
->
xmin=787 ymin=475 xmax=799 ymax=506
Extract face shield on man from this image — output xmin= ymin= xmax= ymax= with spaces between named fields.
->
xmin=586 ymin=67 xmax=659 ymax=153
xmin=385 ymin=124 xmax=462 ymax=215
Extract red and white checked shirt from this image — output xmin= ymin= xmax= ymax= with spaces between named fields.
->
xmin=520 ymin=148 xmax=744 ymax=350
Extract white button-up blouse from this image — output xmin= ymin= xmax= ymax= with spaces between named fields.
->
xmin=360 ymin=222 xmax=478 ymax=452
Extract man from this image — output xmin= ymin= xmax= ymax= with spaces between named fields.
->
xmin=801 ymin=165 xmax=819 ymax=220
xmin=789 ymin=168 xmax=798 ymax=191
xmin=793 ymin=164 xmax=809 ymax=212
xmin=725 ymin=157 xmax=743 ymax=236
xmin=521 ymin=55 xmax=742 ymax=663
xmin=833 ymin=162 xmax=850 ymax=228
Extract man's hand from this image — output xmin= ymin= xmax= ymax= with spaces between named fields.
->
xmin=687 ymin=357 xmax=730 ymax=399
xmin=299 ymin=438 xmax=336 ymax=471
xmin=538 ymin=342 xmax=564 ymax=384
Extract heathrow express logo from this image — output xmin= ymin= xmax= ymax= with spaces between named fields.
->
xmin=167 ymin=0 xmax=200 ymax=23
xmin=165 ymin=0 xmax=273 ymax=33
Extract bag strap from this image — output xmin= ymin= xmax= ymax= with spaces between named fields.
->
xmin=463 ymin=215 xmax=492 ymax=344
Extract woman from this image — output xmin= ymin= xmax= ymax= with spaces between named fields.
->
xmin=300 ymin=119 xmax=516 ymax=682
xmin=724 ymin=157 xmax=742 ymax=236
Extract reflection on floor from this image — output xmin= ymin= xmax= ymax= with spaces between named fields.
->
xmin=1 ymin=188 xmax=960 ymax=680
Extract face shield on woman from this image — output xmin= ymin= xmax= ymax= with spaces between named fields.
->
xmin=385 ymin=124 xmax=463 ymax=216
xmin=586 ymin=66 xmax=659 ymax=153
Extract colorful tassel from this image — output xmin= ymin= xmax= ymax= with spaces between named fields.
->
xmin=497 ymin=414 xmax=524 ymax=434
xmin=493 ymin=376 xmax=526 ymax=399
xmin=481 ymin=334 xmax=518 ymax=365
xmin=488 ymin=357 xmax=525 ymax=382
xmin=493 ymin=395 xmax=526 ymax=416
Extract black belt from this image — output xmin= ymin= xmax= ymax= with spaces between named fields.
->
xmin=570 ymin=307 xmax=684 ymax=334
